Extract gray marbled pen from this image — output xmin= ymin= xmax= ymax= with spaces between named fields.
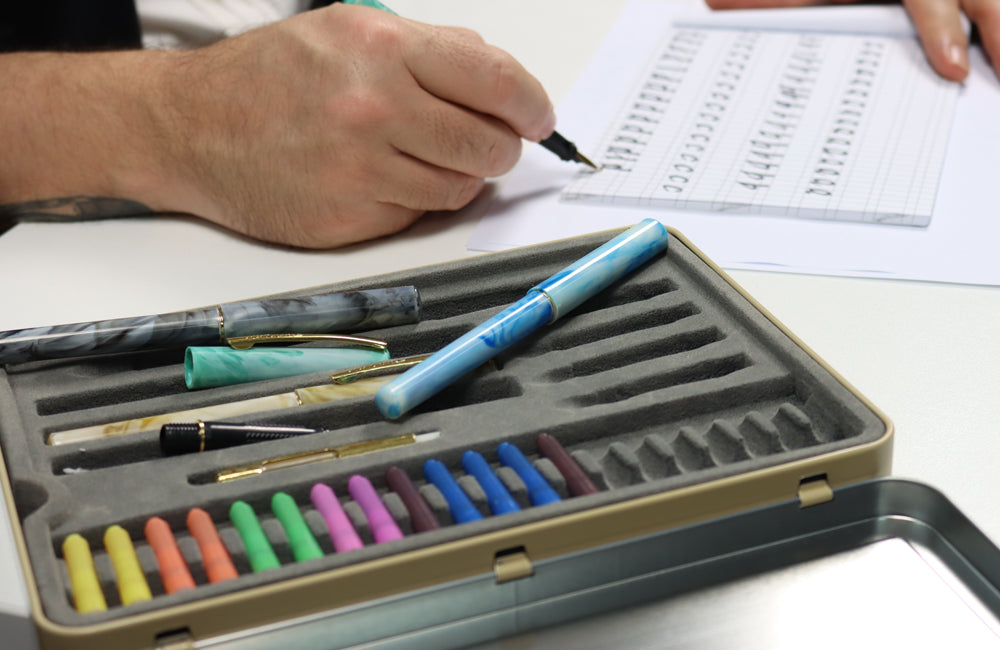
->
xmin=0 ymin=286 xmax=420 ymax=365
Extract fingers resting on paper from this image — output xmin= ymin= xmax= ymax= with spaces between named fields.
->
xmin=704 ymin=0 xmax=1000 ymax=82
xmin=904 ymin=0 xmax=970 ymax=80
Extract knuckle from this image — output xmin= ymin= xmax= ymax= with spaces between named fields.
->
xmin=325 ymin=89 xmax=394 ymax=131
xmin=445 ymin=25 xmax=487 ymax=49
xmin=336 ymin=6 xmax=407 ymax=53
xmin=488 ymin=54 xmax=522 ymax=109
xmin=483 ymin=133 xmax=522 ymax=176
xmin=361 ymin=19 xmax=407 ymax=53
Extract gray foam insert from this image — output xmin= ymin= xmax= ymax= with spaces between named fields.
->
xmin=0 ymin=228 xmax=886 ymax=627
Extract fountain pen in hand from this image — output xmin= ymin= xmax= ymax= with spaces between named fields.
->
xmin=539 ymin=131 xmax=601 ymax=170
xmin=343 ymin=0 xmax=601 ymax=171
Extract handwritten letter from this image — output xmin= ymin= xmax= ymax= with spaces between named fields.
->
xmin=562 ymin=29 xmax=958 ymax=226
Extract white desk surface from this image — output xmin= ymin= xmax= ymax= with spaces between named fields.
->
xmin=2 ymin=0 xmax=999 ymax=643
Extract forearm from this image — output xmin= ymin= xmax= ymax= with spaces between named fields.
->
xmin=0 ymin=5 xmax=556 ymax=249
xmin=0 ymin=50 xmax=182 ymax=222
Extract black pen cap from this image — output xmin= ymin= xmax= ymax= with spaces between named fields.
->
xmin=160 ymin=421 xmax=318 ymax=455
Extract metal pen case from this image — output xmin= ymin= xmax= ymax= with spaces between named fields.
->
xmin=0 ymin=226 xmax=899 ymax=649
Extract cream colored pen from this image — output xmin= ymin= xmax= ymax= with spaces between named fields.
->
xmin=47 ymin=376 xmax=395 ymax=447
xmin=47 ymin=355 xmax=428 ymax=446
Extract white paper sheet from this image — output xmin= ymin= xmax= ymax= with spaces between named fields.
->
xmin=470 ymin=2 xmax=1000 ymax=286
xmin=562 ymin=29 xmax=957 ymax=226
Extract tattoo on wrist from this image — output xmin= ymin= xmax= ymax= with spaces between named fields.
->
xmin=0 ymin=196 xmax=153 ymax=235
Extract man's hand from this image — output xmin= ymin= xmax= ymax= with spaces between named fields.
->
xmin=0 ymin=5 xmax=556 ymax=248
xmin=901 ymin=0 xmax=999 ymax=80
xmin=704 ymin=0 xmax=1000 ymax=83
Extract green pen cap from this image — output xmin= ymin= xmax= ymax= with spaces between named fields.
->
xmin=272 ymin=492 xmax=324 ymax=563
xmin=185 ymin=346 xmax=390 ymax=389
xmin=229 ymin=501 xmax=281 ymax=572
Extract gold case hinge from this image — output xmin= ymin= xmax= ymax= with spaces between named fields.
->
xmin=155 ymin=629 xmax=196 ymax=650
xmin=798 ymin=475 xmax=833 ymax=508
xmin=493 ymin=548 xmax=534 ymax=584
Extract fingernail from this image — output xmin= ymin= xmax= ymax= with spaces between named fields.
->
xmin=947 ymin=43 xmax=968 ymax=72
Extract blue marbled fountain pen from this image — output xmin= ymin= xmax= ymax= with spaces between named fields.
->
xmin=374 ymin=219 xmax=669 ymax=419
xmin=0 ymin=286 xmax=420 ymax=365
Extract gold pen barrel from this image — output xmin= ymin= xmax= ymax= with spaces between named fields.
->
xmin=216 ymin=450 xmax=340 ymax=483
xmin=335 ymin=434 xmax=417 ymax=458
xmin=214 ymin=432 xmax=427 ymax=483
xmin=214 ymin=466 xmax=267 ymax=483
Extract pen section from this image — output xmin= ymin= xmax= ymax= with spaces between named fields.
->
xmin=0 ymin=227 xmax=887 ymax=632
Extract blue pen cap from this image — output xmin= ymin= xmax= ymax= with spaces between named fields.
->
xmin=497 ymin=442 xmax=562 ymax=506
xmin=423 ymin=459 xmax=483 ymax=524
xmin=462 ymin=451 xmax=520 ymax=515
xmin=531 ymin=219 xmax=669 ymax=322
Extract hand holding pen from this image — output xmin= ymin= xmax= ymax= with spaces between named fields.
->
xmin=138 ymin=4 xmax=583 ymax=249
xmin=345 ymin=0 xmax=599 ymax=170
xmin=3 ymin=2 xmax=596 ymax=251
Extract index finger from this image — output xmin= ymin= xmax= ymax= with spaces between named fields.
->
xmin=904 ymin=0 xmax=971 ymax=80
xmin=403 ymin=24 xmax=557 ymax=142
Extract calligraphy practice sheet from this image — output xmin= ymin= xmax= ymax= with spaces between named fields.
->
xmin=562 ymin=28 xmax=958 ymax=226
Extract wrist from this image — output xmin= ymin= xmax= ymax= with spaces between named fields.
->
xmin=0 ymin=50 xmax=185 ymax=214
xmin=103 ymin=49 xmax=198 ymax=216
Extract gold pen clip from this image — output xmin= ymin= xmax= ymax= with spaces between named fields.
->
xmin=225 ymin=333 xmax=388 ymax=351
xmin=329 ymin=353 xmax=430 ymax=384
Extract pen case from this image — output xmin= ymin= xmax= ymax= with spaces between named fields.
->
xmin=2 ymin=226 xmax=999 ymax=650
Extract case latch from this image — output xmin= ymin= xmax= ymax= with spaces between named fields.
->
xmin=155 ymin=629 xmax=195 ymax=650
xmin=797 ymin=474 xmax=833 ymax=508
xmin=493 ymin=547 xmax=534 ymax=584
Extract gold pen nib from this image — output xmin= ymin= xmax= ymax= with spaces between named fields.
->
xmin=539 ymin=131 xmax=602 ymax=171
xmin=575 ymin=151 xmax=602 ymax=171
